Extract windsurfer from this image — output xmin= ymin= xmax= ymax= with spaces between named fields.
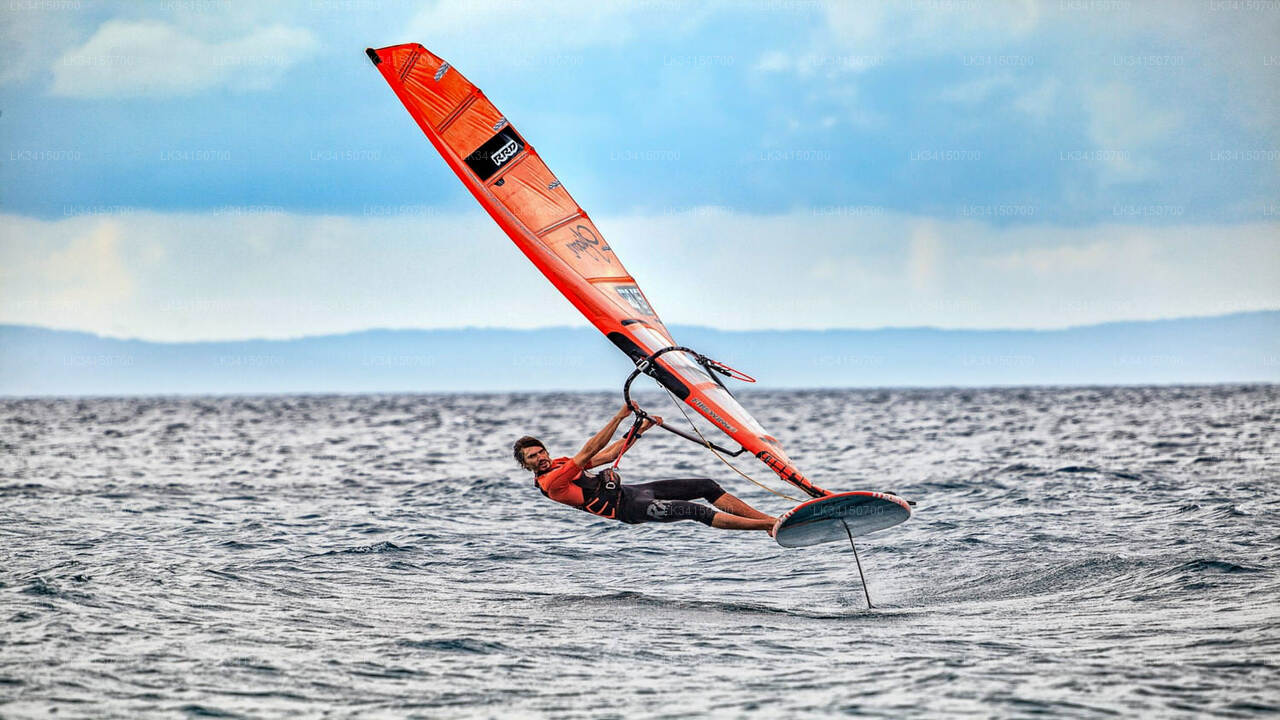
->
xmin=515 ymin=405 xmax=777 ymax=532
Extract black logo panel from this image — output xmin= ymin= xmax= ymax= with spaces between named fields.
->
xmin=464 ymin=127 xmax=525 ymax=181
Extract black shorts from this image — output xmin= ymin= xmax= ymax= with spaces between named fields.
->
xmin=616 ymin=477 xmax=726 ymax=526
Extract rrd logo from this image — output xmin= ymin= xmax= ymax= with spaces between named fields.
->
xmin=492 ymin=138 xmax=519 ymax=166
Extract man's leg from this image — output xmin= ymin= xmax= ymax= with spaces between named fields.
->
xmin=711 ymin=492 xmax=774 ymax=521
xmin=634 ymin=478 xmax=776 ymax=521
xmin=630 ymin=499 xmax=772 ymax=532
xmin=709 ymin=512 xmax=774 ymax=531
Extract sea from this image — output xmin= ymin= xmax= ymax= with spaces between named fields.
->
xmin=2 ymin=386 xmax=1277 ymax=718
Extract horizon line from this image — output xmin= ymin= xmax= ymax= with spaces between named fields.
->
xmin=2 ymin=308 xmax=1276 ymax=345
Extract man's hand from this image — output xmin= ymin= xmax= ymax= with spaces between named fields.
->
xmin=582 ymin=412 xmax=660 ymax=469
xmin=575 ymin=405 xmax=635 ymax=469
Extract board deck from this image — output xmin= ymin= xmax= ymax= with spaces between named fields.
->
xmin=773 ymin=491 xmax=912 ymax=548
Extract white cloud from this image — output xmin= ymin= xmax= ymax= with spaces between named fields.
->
xmin=403 ymin=0 xmax=715 ymax=62
xmin=0 ymin=210 xmax=578 ymax=340
xmin=970 ymin=225 xmax=1280 ymax=326
xmin=1011 ymin=77 xmax=1059 ymax=122
xmin=49 ymin=20 xmax=318 ymax=98
xmin=0 ymin=6 xmax=83 ymax=86
xmin=1082 ymin=82 xmax=1182 ymax=183
xmin=2 ymin=210 xmax=1277 ymax=340
xmin=939 ymin=74 xmax=1015 ymax=105
xmin=1088 ymin=1 xmax=1280 ymax=135
xmin=798 ymin=0 xmax=1277 ymax=184
xmin=818 ymin=1 xmax=1041 ymax=61
xmin=42 ymin=221 xmax=135 ymax=300
xmin=1 ymin=217 xmax=137 ymax=337
xmin=907 ymin=223 xmax=943 ymax=295
xmin=752 ymin=49 xmax=887 ymax=79
xmin=755 ymin=50 xmax=792 ymax=73
xmin=988 ymin=235 xmax=1157 ymax=275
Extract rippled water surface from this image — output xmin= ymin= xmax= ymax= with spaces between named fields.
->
xmin=2 ymin=386 xmax=1278 ymax=718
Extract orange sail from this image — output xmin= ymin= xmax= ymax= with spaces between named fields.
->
xmin=366 ymin=44 xmax=829 ymax=499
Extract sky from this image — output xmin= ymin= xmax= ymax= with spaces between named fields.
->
xmin=1 ymin=0 xmax=1277 ymax=341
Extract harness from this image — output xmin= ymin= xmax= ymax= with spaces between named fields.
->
xmin=534 ymin=461 xmax=624 ymax=519
xmin=580 ymin=468 xmax=623 ymax=518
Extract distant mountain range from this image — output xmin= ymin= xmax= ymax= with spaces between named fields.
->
xmin=2 ymin=311 xmax=1277 ymax=396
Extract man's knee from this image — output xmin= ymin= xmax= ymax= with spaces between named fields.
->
xmin=698 ymin=478 xmax=726 ymax=503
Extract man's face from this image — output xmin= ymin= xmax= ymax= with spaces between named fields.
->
xmin=521 ymin=445 xmax=551 ymax=473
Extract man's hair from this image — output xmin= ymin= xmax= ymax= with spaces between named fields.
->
xmin=512 ymin=436 xmax=546 ymax=469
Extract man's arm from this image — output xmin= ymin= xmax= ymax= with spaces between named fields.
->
xmin=571 ymin=405 xmax=634 ymax=469
xmin=585 ymin=416 xmax=661 ymax=469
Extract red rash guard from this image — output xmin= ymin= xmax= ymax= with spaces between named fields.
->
xmin=535 ymin=457 xmax=587 ymax=507
xmin=534 ymin=456 xmax=622 ymax=519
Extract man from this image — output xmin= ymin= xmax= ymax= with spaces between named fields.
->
xmin=514 ymin=405 xmax=776 ymax=532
